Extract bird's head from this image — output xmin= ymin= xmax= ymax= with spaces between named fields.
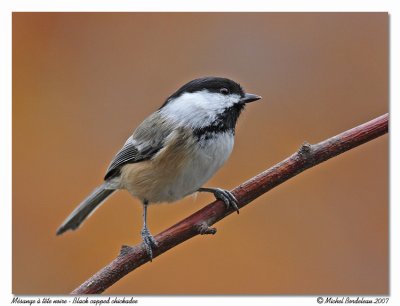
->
xmin=159 ymin=77 xmax=261 ymax=130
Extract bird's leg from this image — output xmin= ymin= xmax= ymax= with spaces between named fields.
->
xmin=140 ymin=200 xmax=158 ymax=260
xmin=197 ymin=187 xmax=240 ymax=214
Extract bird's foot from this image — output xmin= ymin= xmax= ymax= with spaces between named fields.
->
xmin=141 ymin=227 xmax=158 ymax=261
xmin=204 ymin=188 xmax=239 ymax=214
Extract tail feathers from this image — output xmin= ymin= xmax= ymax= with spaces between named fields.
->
xmin=56 ymin=183 xmax=115 ymax=236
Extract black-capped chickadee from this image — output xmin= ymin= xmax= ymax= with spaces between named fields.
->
xmin=56 ymin=76 xmax=261 ymax=259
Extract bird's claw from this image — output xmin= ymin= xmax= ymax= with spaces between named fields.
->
xmin=213 ymin=188 xmax=240 ymax=214
xmin=141 ymin=227 xmax=158 ymax=260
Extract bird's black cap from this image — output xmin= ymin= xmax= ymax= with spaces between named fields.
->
xmin=160 ymin=77 xmax=245 ymax=108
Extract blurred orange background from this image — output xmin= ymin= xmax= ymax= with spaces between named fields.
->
xmin=12 ymin=13 xmax=388 ymax=294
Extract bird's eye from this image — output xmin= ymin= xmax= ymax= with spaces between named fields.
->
xmin=220 ymin=88 xmax=229 ymax=95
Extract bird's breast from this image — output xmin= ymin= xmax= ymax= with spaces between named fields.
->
xmin=120 ymin=129 xmax=234 ymax=203
xmin=179 ymin=131 xmax=235 ymax=196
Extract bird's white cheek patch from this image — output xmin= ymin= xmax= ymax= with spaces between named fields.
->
xmin=161 ymin=91 xmax=240 ymax=128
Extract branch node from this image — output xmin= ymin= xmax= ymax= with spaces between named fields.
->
xmin=298 ymin=141 xmax=312 ymax=156
xmin=120 ymin=245 xmax=135 ymax=256
xmin=196 ymin=223 xmax=217 ymax=235
xmin=298 ymin=142 xmax=317 ymax=166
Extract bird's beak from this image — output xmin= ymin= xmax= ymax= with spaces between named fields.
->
xmin=240 ymin=93 xmax=262 ymax=104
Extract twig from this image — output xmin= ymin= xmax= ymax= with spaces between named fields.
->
xmin=72 ymin=113 xmax=388 ymax=294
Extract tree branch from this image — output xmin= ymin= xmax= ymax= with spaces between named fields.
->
xmin=72 ymin=113 xmax=388 ymax=294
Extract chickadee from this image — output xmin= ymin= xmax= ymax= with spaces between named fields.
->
xmin=56 ymin=76 xmax=261 ymax=259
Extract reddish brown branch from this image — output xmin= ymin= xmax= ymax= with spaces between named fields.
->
xmin=72 ymin=113 xmax=388 ymax=294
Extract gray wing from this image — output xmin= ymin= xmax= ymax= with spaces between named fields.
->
xmin=104 ymin=112 xmax=174 ymax=180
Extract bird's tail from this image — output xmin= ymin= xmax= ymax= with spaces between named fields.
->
xmin=56 ymin=183 xmax=115 ymax=235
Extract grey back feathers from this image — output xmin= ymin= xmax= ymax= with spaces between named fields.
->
xmin=104 ymin=112 xmax=175 ymax=180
